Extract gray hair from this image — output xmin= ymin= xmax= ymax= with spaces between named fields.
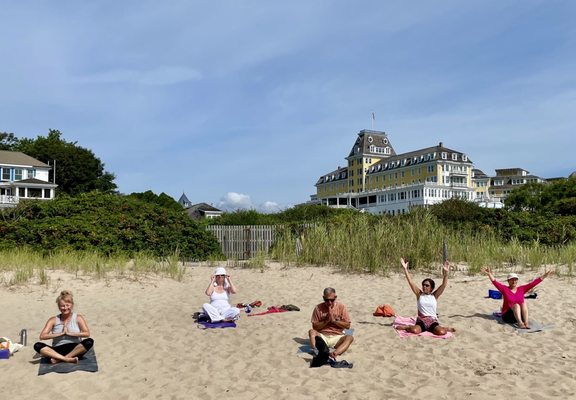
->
xmin=323 ymin=287 xmax=336 ymax=296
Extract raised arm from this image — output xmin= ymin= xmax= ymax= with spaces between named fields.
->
xmin=480 ymin=266 xmax=495 ymax=282
xmin=226 ymin=275 xmax=237 ymax=294
xmin=433 ymin=261 xmax=450 ymax=298
xmin=522 ymin=268 xmax=554 ymax=292
xmin=541 ymin=268 xmax=554 ymax=280
xmin=205 ymin=275 xmax=216 ymax=296
xmin=401 ymin=258 xmax=421 ymax=297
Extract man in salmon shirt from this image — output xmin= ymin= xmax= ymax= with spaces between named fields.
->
xmin=481 ymin=267 xmax=553 ymax=328
xmin=309 ymin=287 xmax=354 ymax=360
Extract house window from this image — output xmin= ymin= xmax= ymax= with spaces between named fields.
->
xmin=18 ymin=188 xmax=25 ymax=197
xmin=441 ymin=152 xmax=447 ymax=160
xmin=27 ymin=169 xmax=36 ymax=179
xmin=451 ymin=153 xmax=458 ymax=161
xmin=14 ymin=169 xmax=23 ymax=181
xmin=2 ymin=168 xmax=10 ymax=180
xmin=28 ymin=188 xmax=42 ymax=198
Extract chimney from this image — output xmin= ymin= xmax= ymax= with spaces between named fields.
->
xmin=439 ymin=142 xmax=443 ymax=147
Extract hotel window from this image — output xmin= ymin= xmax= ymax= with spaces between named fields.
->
xmin=14 ymin=169 xmax=23 ymax=181
xmin=1 ymin=168 xmax=10 ymax=180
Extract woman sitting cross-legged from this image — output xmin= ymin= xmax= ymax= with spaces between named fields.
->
xmin=395 ymin=258 xmax=456 ymax=336
xmin=33 ymin=290 xmax=94 ymax=364
xmin=201 ymin=267 xmax=240 ymax=322
xmin=481 ymin=266 xmax=553 ymax=329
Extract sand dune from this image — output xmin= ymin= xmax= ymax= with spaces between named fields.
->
xmin=1 ymin=262 xmax=574 ymax=399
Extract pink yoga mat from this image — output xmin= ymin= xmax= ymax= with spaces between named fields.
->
xmin=393 ymin=316 xmax=453 ymax=339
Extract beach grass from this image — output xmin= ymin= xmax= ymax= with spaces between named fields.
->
xmin=0 ymin=248 xmax=190 ymax=286
xmin=271 ymin=214 xmax=576 ymax=276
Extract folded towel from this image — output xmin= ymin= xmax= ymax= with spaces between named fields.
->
xmin=393 ymin=316 xmax=453 ymax=339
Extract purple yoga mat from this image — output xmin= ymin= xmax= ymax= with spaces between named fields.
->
xmin=198 ymin=321 xmax=237 ymax=329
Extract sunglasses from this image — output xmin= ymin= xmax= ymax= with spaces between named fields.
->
xmin=323 ymin=297 xmax=337 ymax=303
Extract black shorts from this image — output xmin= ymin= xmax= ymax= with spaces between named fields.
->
xmin=415 ymin=318 xmax=439 ymax=333
xmin=501 ymin=309 xmax=517 ymax=324
xmin=33 ymin=338 xmax=94 ymax=355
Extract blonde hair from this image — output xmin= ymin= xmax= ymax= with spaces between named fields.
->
xmin=56 ymin=290 xmax=74 ymax=305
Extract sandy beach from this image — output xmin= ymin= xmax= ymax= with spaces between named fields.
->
xmin=1 ymin=262 xmax=575 ymax=400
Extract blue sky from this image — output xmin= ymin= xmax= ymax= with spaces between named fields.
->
xmin=1 ymin=1 xmax=574 ymax=211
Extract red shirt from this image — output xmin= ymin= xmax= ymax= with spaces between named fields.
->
xmin=310 ymin=301 xmax=351 ymax=336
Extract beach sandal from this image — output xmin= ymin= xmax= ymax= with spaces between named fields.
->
xmin=250 ymin=300 xmax=263 ymax=308
xmin=329 ymin=359 xmax=353 ymax=369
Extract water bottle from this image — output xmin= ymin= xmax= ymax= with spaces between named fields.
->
xmin=20 ymin=329 xmax=27 ymax=346
xmin=245 ymin=305 xmax=252 ymax=314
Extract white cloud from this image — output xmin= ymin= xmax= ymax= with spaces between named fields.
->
xmin=218 ymin=192 xmax=284 ymax=213
xmin=218 ymin=192 xmax=254 ymax=211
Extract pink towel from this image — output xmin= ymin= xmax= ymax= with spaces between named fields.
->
xmin=393 ymin=316 xmax=453 ymax=339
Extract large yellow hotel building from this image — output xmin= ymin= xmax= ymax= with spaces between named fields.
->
xmin=314 ymin=129 xmax=542 ymax=215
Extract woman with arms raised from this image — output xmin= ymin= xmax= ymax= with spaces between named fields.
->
xmin=202 ymin=267 xmax=240 ymax=322
xmin=481 ymin=266 xmax=553 ymax=329
xmin=395 ymin=258 xmax=455 ymax=335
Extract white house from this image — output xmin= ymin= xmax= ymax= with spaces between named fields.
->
xmin=0 ymin=150 xmax=57 ymax=207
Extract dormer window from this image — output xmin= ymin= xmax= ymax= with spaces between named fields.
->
xmin=441 ymin=152 xmax=447 ymax=160
xmin=451 ymin=153 xmax=458 ymax=161
xmin=462 ymin=155 xmax=468 ymax=162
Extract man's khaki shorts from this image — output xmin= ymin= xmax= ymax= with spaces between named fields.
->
xmin=318 ymin=333 xmax=345 ymax=348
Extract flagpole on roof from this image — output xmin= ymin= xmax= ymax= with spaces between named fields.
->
xmin=371 ymin=111 xmax=375 ymax=130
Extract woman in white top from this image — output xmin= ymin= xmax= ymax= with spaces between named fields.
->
xmin=33 ymin=290 xmax=94 ymax=364
xmin=202 ymin=267 xmax=240 ymax=322
xmin=395 ymin=258 xmax=455 ymax=335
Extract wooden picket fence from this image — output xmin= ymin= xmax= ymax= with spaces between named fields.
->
xmin=206 ymin=225 xmax=277 ymax=260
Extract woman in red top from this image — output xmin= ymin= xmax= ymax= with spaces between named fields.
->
xmin=481 ymin=267 xmax=553 ymax=328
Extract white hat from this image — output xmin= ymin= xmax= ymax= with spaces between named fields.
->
xmin=214 ymin=267 xmax=227 ymax=276
xmin=507 ymin=273 xmax=519 ymax=280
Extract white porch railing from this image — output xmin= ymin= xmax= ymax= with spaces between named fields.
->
xmin=0 ymin=195 xmax=19 ymax=205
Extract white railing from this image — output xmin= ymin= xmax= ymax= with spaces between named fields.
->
xmin=0 ymin=195 xmax=19 ymax=205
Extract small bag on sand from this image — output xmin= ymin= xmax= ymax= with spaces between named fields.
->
xmin=373 ymin=304 xmax=395 ymax=317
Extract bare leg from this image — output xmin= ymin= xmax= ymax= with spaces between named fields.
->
xmin=308 ymin=329 xmax=319 ymax=351
xmin=520 ymin=303 xmax=530 ymax=328
xmin=39 ymin=347 xmax=78 ymax=364
xmin=510 ymin=304 xmax=527 ymax=328
xmin=432 ymin=325 xmax=456 ymax=336
xmin=395 ymin=324 xmax=423 ymax=334
xmin=331 ymin=335 xmax=354 ymax=358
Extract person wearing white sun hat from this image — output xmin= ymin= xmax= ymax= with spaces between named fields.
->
xmin=481 ymin=266 xmax=554 ymax=329
xmin=201 ymin=267 xmax=240 ymax=322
